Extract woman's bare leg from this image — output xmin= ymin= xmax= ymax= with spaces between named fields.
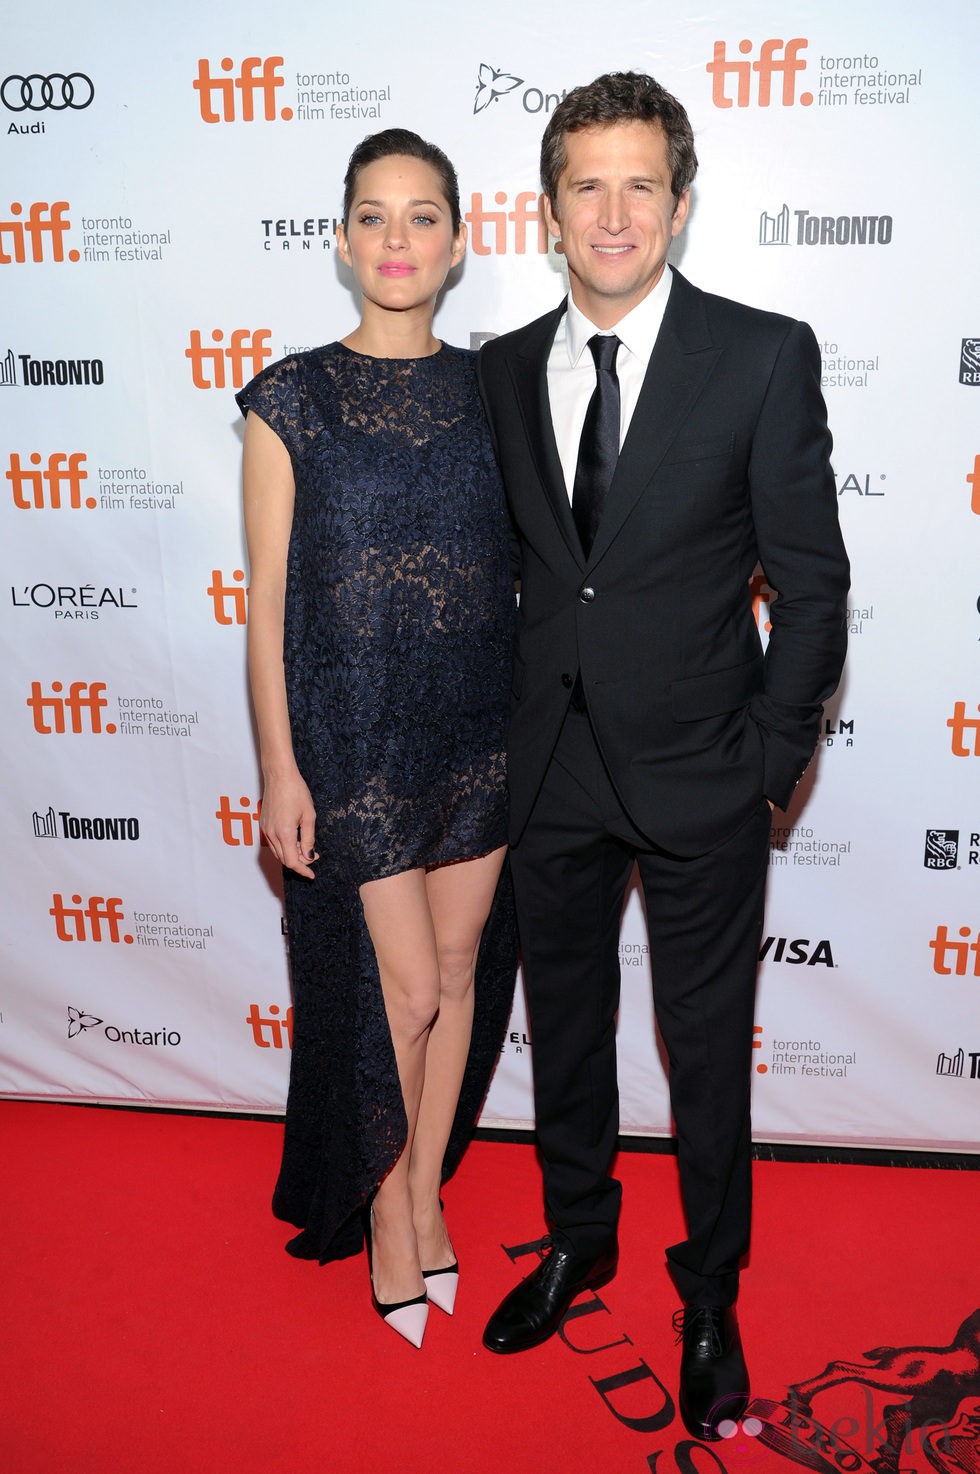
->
xmin=360 ymin=847 xmax=506 ymax=1299
xmin=410 ymin=846 xmax=507 ymax=1271
xmin=359 ymin=868 xmax=439 ymax=1306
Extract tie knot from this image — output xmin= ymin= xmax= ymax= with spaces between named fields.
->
xmin=588 ymin=334 xmax=620 ymax=374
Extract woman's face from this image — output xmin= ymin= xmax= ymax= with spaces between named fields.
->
xmin=337 ymin=154 xmax=466 ymax=315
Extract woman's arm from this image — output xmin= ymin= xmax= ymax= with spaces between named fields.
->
xmin=242 ymin=411 xmax=318 ymax=878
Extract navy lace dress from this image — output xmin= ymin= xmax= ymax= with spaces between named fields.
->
xmin=237 ymin=342 xmax=517 ymax=1262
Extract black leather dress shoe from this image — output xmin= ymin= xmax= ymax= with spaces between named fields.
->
xmin=483 ymin=1237 xmax=618 ymax=1354
xmin=675 ymin=1304 xmax=749 ymax=1441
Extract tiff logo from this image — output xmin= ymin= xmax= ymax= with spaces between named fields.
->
xmin=969 ymin=455 xmax=980 ymax=514
xmin=185 ymin=329 xmax=272 ymax=389
xmin=947 ymin=702 xmax=980 ymax=757
xmin=246 ymin=1002 xmax=294 ymax=1048
xmin=464 ymin=191 xmax=558 ymax=257
xmin=706 ymin=38 xmax=812 ymax=108
xmin=208 ymin=568 xmax=248 ymax=624
xmin=215 ymin=795 xmax=267 ymax=846
xmin=26 ymin=680 xmax=116 ymax=734
xmin=7 ymin=451 xmax=93 ymax=509
xmin=50 ymin=893 xmax=134 ymax=944
xmin=0 ymin=201 xmax=79 ymax=263
xmin=930 ymin=926 xmax=980 ymax=977
xmin=193 ymin=57 xmax=292 ymax=123
xmin=936 ymin=1048 xmax=980 ymax=1078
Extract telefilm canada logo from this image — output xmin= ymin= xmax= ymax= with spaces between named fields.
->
xmin=960 ymin=340 xmax=980 ymax=387
xmin=0 ymin=347 xmax=104 ymax=387
xmin=260 ymin=215 xmax=339 ymax=253
xmin=2 ymin=71 xmax=94 ymax=136
xmin=759 ymin=206 xmax=892 ymax=247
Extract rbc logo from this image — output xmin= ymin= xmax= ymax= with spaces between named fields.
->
xmin=0 ymin=201 xmax=78 ymax=263
xmin=208 ymin=569 xmax=248 ymax=624
xmin=193 ymin=57 xmax=291 ymax=123
xmin=185 ymin=329 xmax=272 ymax=388
xmin=27 ymin=680 xmax=115 ymax=734
xmin=7 ymin=452 xmax=92 ymax=509
xmin=706 ymin=39 xmax=812 ymax=108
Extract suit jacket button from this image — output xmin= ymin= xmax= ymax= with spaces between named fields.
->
xmin=561 ymin=672 xmax=573 ymax=688
xmin=579 ymin=586 xmax=595 ymax=603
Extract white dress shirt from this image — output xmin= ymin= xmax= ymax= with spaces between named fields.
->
xmin=547 ymin=266 xmax=674 ymax=503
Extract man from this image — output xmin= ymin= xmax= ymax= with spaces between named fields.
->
xmin=478 ymin=72 xmax=849 ymax=1441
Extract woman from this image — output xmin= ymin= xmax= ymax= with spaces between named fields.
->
xmin=238 ymin=129 xmax=516 ymax=1348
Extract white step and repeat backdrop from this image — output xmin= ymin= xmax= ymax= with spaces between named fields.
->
xmin=2 ymin=0 xmax=978 ymax=1150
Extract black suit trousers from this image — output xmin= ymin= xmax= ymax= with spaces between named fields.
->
xmin=510 ymin=707 xmax=772 ymax=1307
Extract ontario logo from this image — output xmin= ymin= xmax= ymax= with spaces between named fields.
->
xmin=472 ymin=62 xmax=568 ymax=118
xmin=68 ymin=1006 xmax=181 ymax=1048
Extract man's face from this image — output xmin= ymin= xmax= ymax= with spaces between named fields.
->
xmin=545 ymin=119 xmax=689 ymax=328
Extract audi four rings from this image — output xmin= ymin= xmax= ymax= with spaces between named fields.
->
xmin=2 ymin=73 xmax=95 ymax=111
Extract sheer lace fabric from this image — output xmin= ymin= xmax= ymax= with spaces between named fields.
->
xmin=237 ymin=344 xmax=516 ymax=1261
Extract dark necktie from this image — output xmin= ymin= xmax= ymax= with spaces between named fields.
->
xmin=572 ymin=334 xmax=621 ymax=557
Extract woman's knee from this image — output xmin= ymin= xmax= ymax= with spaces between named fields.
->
xmin=383 ymin=968 xmax=442 ymax=1040
xmin=436 ymin=941 xmax=477 ymax=1004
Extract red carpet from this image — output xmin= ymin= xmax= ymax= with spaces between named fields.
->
xmin=3 ymin=1102 xmax=979 ymax=1474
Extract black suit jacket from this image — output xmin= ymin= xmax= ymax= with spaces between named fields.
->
xmin=478 ymin=268 xmax=850 ymax=856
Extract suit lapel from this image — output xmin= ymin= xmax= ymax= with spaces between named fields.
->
xmin=506 ymin=305 xmax=585 ymax=569
xmin=586 ymin=270 xmax=722 ymax=568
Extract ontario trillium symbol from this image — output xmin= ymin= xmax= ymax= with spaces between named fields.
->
xmin=473 ymin=63 xmax=523 ymax=114
xmin=68 ymin=1006 xmax=102 ymax=1039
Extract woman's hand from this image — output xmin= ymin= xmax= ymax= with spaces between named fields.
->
xmin=260 ymin=768 xmax=319 ymax=878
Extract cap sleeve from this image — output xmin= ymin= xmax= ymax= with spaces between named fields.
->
xmin=235 ymin=356 xmax=303 ymax=461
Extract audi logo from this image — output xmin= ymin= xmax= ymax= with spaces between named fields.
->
xmin=1 ymin=73 xmax=95 ymax=112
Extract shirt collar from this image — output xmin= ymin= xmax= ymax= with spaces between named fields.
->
xmin=564 ymin=265 xmax=674 ymax=368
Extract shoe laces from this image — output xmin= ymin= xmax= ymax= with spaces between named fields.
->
xmin=673 ymin=1306 xmax=725 ymax=1356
